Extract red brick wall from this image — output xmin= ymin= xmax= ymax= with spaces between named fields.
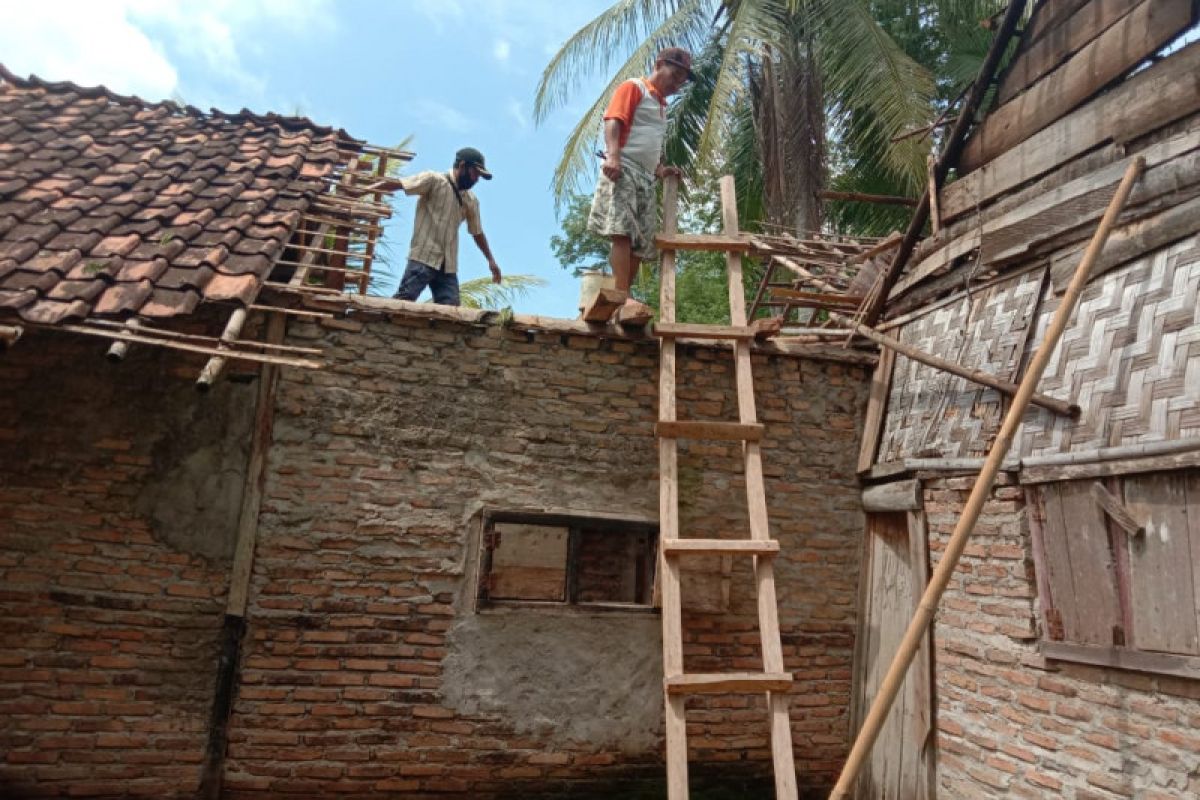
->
xmin=926 ymin=475 xmax=1200 ymax=798
xmin=224 ymin=312 xmax=869 ymax=798
xmin=0 ymin=329 xmax=252 ymax=798
xmin=0 ymin=311 xmax=870 ymax=799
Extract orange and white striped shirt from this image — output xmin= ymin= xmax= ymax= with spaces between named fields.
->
xmin=603 ymin=77 xmax=667 ymax=175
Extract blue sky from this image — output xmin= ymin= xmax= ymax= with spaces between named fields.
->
xmin=1 ymin=0 xmax=625 ymax=318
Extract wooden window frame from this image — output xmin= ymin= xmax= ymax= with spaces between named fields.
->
xmin=1026 ymin=464 xmax=1200 ymax=681
xmin=475 ymin=510 xmax=658 ymax=613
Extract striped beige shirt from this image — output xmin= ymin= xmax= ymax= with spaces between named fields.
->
xmin=403 ymin=170 xmax=482 ymax=274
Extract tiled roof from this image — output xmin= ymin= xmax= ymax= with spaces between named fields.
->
xmin=0 ymin=65 xmax=352 ymax=325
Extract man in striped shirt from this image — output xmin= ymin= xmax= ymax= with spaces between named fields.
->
xmin=377 ymin=147 xmax=502 ymax=306
xmin=588 ymin=47 xmax=691 ymax=320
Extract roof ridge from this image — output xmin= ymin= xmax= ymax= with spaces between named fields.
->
xmin=0 ymin=62 xmax=364 ymax=147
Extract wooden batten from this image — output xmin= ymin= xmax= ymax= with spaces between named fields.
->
xmin=942 ymin=40 xmax=1200 ymax=221
xmin=958 ymin=0 xmax=1195 ymax=173
xmin=861 ymin=479 xmax=923 ymax=513
xmin=893 ymin=129 xmax=1200 ymax=300
xmin=1020 ymin=439 xmax=1200 ymax=484
xmin=1048 ymin=191 xmax=1200 ymax=291
xmin=997 ymin=0 xmax=1144 ymax=106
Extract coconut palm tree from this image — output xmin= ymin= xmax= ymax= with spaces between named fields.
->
xmin=536 ymin=0 xmax=1002 ymax=234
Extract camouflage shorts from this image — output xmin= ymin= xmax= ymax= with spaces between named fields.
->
xmin=587 ymin=163 xmax=658 ymax=261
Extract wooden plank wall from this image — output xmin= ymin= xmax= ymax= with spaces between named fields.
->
xmin=885 ymin=0 xmax=1200 ymax=317
xmin=867 ymin=0 xmax=1200 ymax=468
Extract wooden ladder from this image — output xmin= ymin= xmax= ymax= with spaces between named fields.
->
xmin=655 ymin=175 xmax=798 ymax=799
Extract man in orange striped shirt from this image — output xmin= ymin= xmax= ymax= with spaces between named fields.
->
xmin=588 ymin=47 xmax=692 ymax=320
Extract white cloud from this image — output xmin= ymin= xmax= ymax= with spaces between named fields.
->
xmin=493 ymin=39 xmax=512 ymax=63
xmin=0 ymin=0 xmax=334 ymax=109
xmin=413 ymin=99 xmax=475 ymax=134
xmin=1 ymin=2 xmax=178 ymax=99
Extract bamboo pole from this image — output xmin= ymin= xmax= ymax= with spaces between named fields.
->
xmin=828 ymin=156 xmax=1145 ymax=800
xmin=829 ymin=312 xmax=1079 ymax=419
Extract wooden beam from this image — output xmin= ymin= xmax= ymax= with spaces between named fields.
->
xmin=1090 ymin=482 xmax=1146 ymax=537
xmin=653 ymin=232 xmax=752 ymax=252
xmin=829 ymin=312 xmax=1080 ymax=418
xmin=1042 ymin=640 xmax=1200 ymax=679
xmin=859 ymin=0 xmax=1027 ymax=326
xmin=960 ymin=0 xmax=1194 ymax=172
xmin=997 ymin=0 xmax=1143 ymax=105
xmin=581 ymin=287 xmax=625 ymax=322
xmin=862 ymin=478 xmax=923 ymax=513
xmin=820 ymin=190 xmax=919 ymax=207
xmin=943 ymin=39 xmax=1200 ymax=221
xmin=226 ymin=311 xmax=286 ymax=617
xmin=1049 ymin=191 xmax=1200 ymax=291
xmin=768 ymin=288 xmax=864 ymax=309
xmin=1021 ymin=446 xmax=1200 ymax=484
xmin=829 ymin=158 xmax=1146 ymax=800
xmin=893 ymin=130 xmax=1200 ymax=299
xmin=1022 ymin=0 xmax=1092 ymax=47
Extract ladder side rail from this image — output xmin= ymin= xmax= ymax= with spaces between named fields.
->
xmin=658 ymin=176 xmax=688 ymax=799
xmin=719 ymin=175 xmax=798 ymax=800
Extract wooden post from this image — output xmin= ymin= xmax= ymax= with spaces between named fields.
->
xmin=829 ymin=312 xmax=1079 ymax=418
xmin=828 ymin=157 xmax=1144 ymax=799
xmin=225 ymin=311 xmax=286 ymax=617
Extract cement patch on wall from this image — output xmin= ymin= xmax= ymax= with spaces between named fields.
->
xmin=442 ymin=611 xmax=664 ymax=752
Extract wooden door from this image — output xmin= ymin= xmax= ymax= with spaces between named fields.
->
xmin=852 ymin=511 xmax=935 ymax=800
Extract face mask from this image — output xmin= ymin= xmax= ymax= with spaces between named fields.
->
xmin=456 ymin=168 xmax=476 ymax=190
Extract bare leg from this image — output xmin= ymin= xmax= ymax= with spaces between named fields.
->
xmin=610 ymin=235 xmax=633 ymax=294
xmin=610 ymin=236 xmax=648 ymax=313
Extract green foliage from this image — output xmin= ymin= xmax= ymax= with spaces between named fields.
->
xmin=458 ymin=274 xmax=548 ymax=310
xmin=550 ymin=194 xmax=611 ymax=276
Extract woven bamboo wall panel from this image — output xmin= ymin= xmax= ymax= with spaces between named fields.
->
xmin=1018 ymin=235 xmax=1200 ymax=456
xmin=879 ymin=235 xmax=1200 ymax=463
xmin=879 ymin=269 xmax=1045 ymax=460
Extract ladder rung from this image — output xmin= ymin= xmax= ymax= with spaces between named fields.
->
xmin=663 ymin=539 xmax=779 ymax=556
xmin=666 ymin=672 xmax=793 ymax=695
xmin=653 ymin=322 xmax=755 ymax=341
xmin=655 ymin=421 xmax=764 ymax=441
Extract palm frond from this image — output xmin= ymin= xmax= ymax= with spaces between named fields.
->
xmin=457 ymin=274 xmax=549 ymax=310
xmin=808 ymin=0 xmax=935 ymax=192
xmin=538 ymin=0 xmax=714 ymax=205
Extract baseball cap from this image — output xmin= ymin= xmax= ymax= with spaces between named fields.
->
xmin=455 ymin=147 xmax=492 ymax=180
xmin=657 ymin=47 xmax=694 ymax=81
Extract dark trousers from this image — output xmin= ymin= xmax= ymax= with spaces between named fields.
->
xmin=394 ymin=259 xmax=460 ymax=306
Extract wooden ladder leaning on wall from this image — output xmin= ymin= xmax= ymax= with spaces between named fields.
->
xmin=654 ymin=174 xmax=798 ymax=799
